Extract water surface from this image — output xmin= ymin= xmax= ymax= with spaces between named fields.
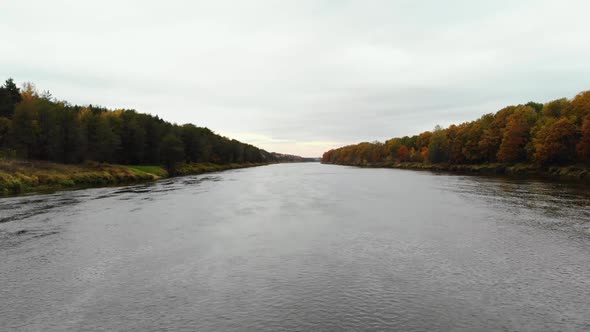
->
xmin=1 ymin=163 xmax=589 ymax=331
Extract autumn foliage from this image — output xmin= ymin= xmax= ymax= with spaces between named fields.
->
xmin=323 ymin=91 xmax=590 ymax=166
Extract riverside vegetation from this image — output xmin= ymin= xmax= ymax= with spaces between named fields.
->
xmin=322 ymin=90 xmax=590 ymax=180
xmin=0 ymin=78 xmax=282 ymax=195
xmin=0 ymin=160 xmax=269 ymax=196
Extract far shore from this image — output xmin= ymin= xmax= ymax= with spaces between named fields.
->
xmin=322 ymin=161 xmax=590 ymax=182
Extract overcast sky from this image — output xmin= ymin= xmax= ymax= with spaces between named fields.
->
xmin=1 ymin=1 xmax=590 ymax=157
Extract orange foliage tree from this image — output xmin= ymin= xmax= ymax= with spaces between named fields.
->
xmin=398 ymin=145 xmax=409 ymax=162
xmin=497 ymin=106 xmax=537 ymax=163
xmin=532 ymin=118 xmax=577 ymax=165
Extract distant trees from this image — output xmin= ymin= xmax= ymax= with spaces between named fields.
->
xmin=0 ymin=78 xmax=276 ymax=166
xmin=397 ymin=145 xmax=409 ymax=162
xmin=428 ymin=125 xmax=449 ymax=163
xmin=323 ymin=90 xmax=590 ymax=167
xmin=161 ymin=134 xmax=185 ymax=174
xmin=577 ymin=116 xmax=590 ymax=161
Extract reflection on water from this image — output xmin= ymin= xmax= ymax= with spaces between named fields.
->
xmin=442 ymin=175 xmax=590 ymax=235
xmin=0 ymin=164 xmax=589 ymax=331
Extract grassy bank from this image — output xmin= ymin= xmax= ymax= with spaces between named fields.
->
xmin=174 ymin=162 xmax=270 ymax=176
xmin=322 ymin=161 xmax=590 ymax=181
xmin=0 ymin=160 xmax=269 ymax=196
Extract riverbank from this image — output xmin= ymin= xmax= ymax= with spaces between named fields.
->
xmin=322 ymin=161 xmax=590 ymax=181
xmin=0 ymin=160 xmax=269 ymax=196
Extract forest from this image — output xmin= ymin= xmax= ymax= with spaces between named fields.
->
xmin=0 ymin=78 xmax=278 ymax=172
xmin=322 ymin=90 xmax=590 ymax=170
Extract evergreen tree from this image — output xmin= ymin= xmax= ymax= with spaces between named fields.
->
xmin=0 ymin=78 xmax=22 ymax=118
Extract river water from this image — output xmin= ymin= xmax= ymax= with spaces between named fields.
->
xmin=1 ymin=163 xmax=589 ymax=331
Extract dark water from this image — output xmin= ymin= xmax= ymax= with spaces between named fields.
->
xmin=1 ymin=163 xmax=590 ymax=331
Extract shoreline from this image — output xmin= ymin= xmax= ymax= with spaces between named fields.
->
xmin=322 ymin=161 xmax=590 ymax=182
xmin=0 ymin=160 xmax=271 ymax=197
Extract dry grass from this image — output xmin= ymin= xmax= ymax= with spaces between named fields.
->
xmin=0 ymin=160 xmax=157 ymax=195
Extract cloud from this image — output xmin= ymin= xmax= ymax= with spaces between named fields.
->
xmin=1 ymin=0 xmax=590 ymax=157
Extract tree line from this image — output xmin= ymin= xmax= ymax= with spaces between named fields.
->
xmin=0 ymin=79 xmax=277 ymax=171
xmin=322 ymin=91 xmax=590 ymax=166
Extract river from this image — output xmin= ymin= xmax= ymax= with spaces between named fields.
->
xmin=1 ymin=163 xmax=589 ymax=331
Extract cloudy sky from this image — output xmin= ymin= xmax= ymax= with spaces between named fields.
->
xmin=1 ymin=1 xmax=590 ymax=157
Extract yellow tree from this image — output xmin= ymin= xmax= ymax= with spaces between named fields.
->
xmin=566 ymin=91 xmax=590 ymax=123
